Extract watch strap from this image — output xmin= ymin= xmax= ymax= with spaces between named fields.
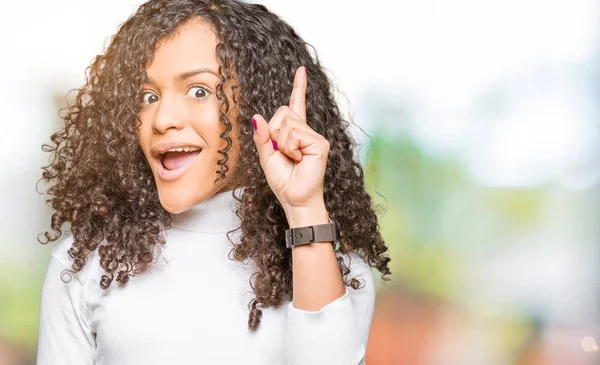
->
xmin=285 ymin=217 xmax=340 ymax=249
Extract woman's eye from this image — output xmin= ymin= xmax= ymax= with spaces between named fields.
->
xmin=142 ymin=92 xmax=159 ymax=105
xmin=186 ymin=86 xmax=208 ymax=99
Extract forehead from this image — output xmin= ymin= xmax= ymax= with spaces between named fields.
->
xmin=146 ymin=19 xmax=219 ymax=76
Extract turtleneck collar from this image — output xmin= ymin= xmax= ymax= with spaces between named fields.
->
xmin=169 ymin=186 xmax=245 ymax=234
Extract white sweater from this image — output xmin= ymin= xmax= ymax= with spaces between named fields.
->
xmin=36 ymin=188 xmax=376 ymax=365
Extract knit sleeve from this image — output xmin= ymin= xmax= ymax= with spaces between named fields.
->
xmin=36 ymin=237 xmax=95 ymax=365
xmin=285 ymin=253 xmax=376 ymax=365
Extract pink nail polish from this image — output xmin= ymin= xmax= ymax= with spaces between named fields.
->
xmin=252 ymin=118 xmax=257 ymax=131
xmin=272 ymin=141 xmax=278 ymax=151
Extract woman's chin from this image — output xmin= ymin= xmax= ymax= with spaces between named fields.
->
xmin=156 ymin=185 xmax=217 ymax=214
xmin=157 ymin=190 xmax=192 ymax=214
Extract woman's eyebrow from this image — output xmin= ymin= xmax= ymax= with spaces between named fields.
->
xmin=175 ymin=67 xmax=219 ymax=82
xmin=143 ymin=68 xmax=219 ymax=85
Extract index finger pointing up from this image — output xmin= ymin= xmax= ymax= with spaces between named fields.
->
xmin=289 ymin=66 xmax=307 ymax=122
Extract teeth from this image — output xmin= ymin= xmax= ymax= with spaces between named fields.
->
xmin=162 ymin=147 xmax=200 ymax=154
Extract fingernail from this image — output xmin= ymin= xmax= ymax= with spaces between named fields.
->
xmin=252 ymin=118 xmax=257 ymax=131
xmin=272 ymin=141 xmax=278 ymax=151
xmin=303 ymin=66 xmax=307 ymax=75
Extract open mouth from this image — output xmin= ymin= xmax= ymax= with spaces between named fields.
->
xmin=156 ymin=148 xmax=202 ymax=181
xmin=161 ymin=150 xmax=201 ymax=170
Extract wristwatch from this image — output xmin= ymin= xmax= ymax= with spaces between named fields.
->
xmin=285 ymin=215 xmax=340 ymax=249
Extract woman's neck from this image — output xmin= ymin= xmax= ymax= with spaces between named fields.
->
xmin=168 ymin=186 xmax=244 ymax=234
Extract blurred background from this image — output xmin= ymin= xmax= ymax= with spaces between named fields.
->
xmin=0 ymin=0 xmax=598 ymax=364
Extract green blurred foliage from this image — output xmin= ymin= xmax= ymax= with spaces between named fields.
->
xmin=362 ymin=127 xmax=550 ymax=361
xmin=364 ymin=130 xmax=467 ymax=297
xmin=0 ymin=253 xmax=48 ymax=349
xmin=364 ymin=128 xmax=546 ymax=296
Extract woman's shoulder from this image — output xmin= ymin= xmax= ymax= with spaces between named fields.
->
xmin=338 ymin=250 xmax=370 ymax=267
xmin=50 ymin=233 xmax=75 ymax=265
xmin=49 ymin=232 xmax=101 ymax=286
xmin=337 ymin=250 xmax=375 ymax=284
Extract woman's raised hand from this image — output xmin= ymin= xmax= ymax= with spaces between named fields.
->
xmin=252 ymin=66 xmax=330 ymax=214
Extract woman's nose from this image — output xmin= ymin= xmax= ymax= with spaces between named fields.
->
xmin=152 ymin=95 xmax=186 ymax=134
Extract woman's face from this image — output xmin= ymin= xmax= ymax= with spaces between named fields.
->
xmin=138 ymin=19 xmax=239 ymax=214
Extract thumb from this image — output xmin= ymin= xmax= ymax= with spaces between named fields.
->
xmin=252 ymin=114 xmax=276 ymax=164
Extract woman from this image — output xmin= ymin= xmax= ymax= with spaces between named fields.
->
xmin=37 ymin=0 xmax=391 ymax=364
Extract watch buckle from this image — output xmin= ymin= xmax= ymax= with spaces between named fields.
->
xmin=296 ymin=226 xmax=314 ymax=245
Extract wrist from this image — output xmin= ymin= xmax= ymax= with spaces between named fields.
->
xmin=285 ymin=204 xmax=329 ymax=228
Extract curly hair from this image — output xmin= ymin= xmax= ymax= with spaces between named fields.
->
xmin=39 ymin=0 xmax=391 ymax=331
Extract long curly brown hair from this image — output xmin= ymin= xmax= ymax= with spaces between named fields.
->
xmin=39 ymin=0 xmax=391 ymax=331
